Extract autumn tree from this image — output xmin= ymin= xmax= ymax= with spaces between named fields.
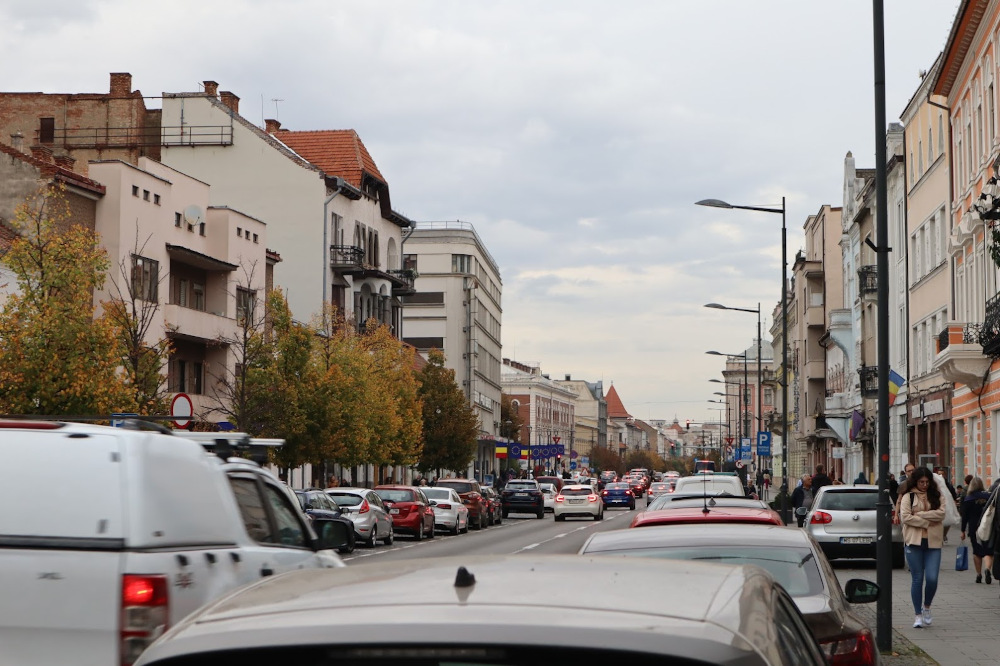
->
xmin=0 ymin=185 xmax=132 ymax=415
xmin=416 ymin=348 xmax=479 ymax=474
xmin=589 ymin=445 xmax=623 ymax=476
xmin=624 ymin=449 xmax=665 ymax=473
xmin=101 ymin=225 xmax=172 ymax=416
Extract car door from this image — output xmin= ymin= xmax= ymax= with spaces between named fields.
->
xmin=227 ymin=473 xmax=329 ymax=582
xmin=365 ymin=490 xmax=392 ymax=538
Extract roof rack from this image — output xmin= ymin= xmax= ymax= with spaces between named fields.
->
xmin=179 ymin=431 xmax=284 ymax=465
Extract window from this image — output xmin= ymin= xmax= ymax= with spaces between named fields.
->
xmin=174 ymin=359 xmax=187 ymax=392
xmin=175 ymin=212 xmax=182 ymax=227
xmin=153 ymin=194 xmax=160 ymax=205
xmin=192 ymin=282 xmax=205 ymax=311
xmin=132 ymin=185 xmax=140 ymax=197
xmin=237 ymin=287 xmax=256 ymax=324
xmin=130 ymin=254 xmax=159 ymax=301
xmin=192 ymin=361 xmax=203 ymax=394
xmin=229 ymin=477 xmax=273 ymax=543
xmin=178 ymin=279 xmax=188 ymax=307
xmin=928 ymin=128 xmax=933 ymax=165
xmin=404 ymin=291 xmax=444 ymax=305
xmin=199 ymin=222 xmax=205 ymax=236
xmin=403 ymin=254 xmax=417 ymax=271
xmin=452 ymin=254 xmax=472 ymax=273
xmin=39 ymin=117 xmax=55 ymax=144
xmin=938 ymin=114 xmax=944 ymax=153
xmin=918 ymin=141 xmax=923 ymax=175
xmin=252 ymin=233 xmax=258 ymax=244
xmin=236 ymin=226 xmax=242 ymax=237
xmin=991 ymin=84 xmax=996 ymax=143
xmin=143 ymin=189 xmax=150 ymax=201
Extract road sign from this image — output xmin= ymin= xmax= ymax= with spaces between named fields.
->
xmin=735 ymin=460 xmax=744 ymax=469
xmin=740 ymin=438 xmax=752 ymax=462
xmin=553 ymin=436 xmax=561 ymax=444
xmin=569 ymin=461 xmax=577 ymax=470
xmin=756 ymin=431 xmax=772 ymax=457
xmin=111 ymin=412 xmax=138 ymax=428
xmin=570 ymin=449 xmax=579 ymax=459
xmin=725 ymin=436 xmax=734 ymax=445
xmin=171 ymin=393 xmax=193 ymax=429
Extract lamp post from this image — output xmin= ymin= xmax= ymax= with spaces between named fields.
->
xmin=709 ymin=379 xmax=740 ymax=452
xmin=697 ymin=197 xmax=788 ymax=526
xmin=705 ymin=303 xmax=763 ymax=441
xmin=706 ymin=350 xmax=749 ymax=448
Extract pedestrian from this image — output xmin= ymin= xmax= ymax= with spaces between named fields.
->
xmin=855 ymin=470 xmax=868 ymax=485
xmin=888 ymin=473 xmax=899 ymax=504
xmin=791 ymin=474 xmax=813 ymax=527
xmin=756 ymin=469 xmax=764 ymax=496
xmin=812 ymin=464 xmax=833 ymax=492
xmin=900 ymin=466 xmax=946 ymax=628
xmin=960 ymin=476 xmax=993 ymax=584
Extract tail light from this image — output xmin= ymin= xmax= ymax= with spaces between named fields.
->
xmin=588 ymin=494 xmax=598 ymax=502
xmin=601 ymin=490 xmax=608 ymax=495
xmin=821 ymin=629 xmax=876 ymax=665
xmin=810 ymin=510 xmax=832 ymax=525
xmin=626 ymin=490 xmax=633 ymax=496
xmin=120 ymin=574 xmax=169 ymax=665
xmin=358 ymin=499 xmax=371 ymax=514
xmin=555 ymin=495 xmax=565 ymax=503
xmin=437 ymin=503 xmax=452 ymax=510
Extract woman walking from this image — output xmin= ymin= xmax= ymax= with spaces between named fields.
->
xmin=960 ymin=476 xmax=993 ymax=583
xmin=900 ymin=466 xmax=946 ymax=628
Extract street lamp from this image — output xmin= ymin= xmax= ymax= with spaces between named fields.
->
xmin=706 ymin=350 xmax=749 ymax=446
xmin=697 ymin=196 xmax=788 ymax=526
xmin=709 ymin=378 xmax=740 ymax=439
xmin=705 ymin=302 xmax=763 ymax=439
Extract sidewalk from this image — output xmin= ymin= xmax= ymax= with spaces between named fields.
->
xmin=839 ymin=539 xmax=1000 ymax=665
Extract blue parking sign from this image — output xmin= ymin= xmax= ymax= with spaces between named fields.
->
xmin=756 ymin=432 xmax=772 ymax=457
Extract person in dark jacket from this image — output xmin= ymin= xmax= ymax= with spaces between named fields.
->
xmin=855 ymin=471 xmax=868 ymax=485
xmin=961 ymin=476 xmax=994 ymax=583
xmin=888 ymin=473 xmax=899 ymax=504
xmin=812 ymin=464 xmax=833 ymax=492
xmin=791 ymin=474 xmax=814 ymax=527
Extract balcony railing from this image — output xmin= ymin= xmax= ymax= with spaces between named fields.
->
xmin=387 ymin=268 xmax=417 ymax=294
xmin=330 ymin=245 xmax=364 ymax=270
xmin=858 ymin=365 xmax=878 ymax=398
xmin=984 ymin=292 xmax=1000 ymax=357
xmin=939 ymin=322 xmax=983 ymax=353
xmin=858 ymin=265 xmax=877 ymax=296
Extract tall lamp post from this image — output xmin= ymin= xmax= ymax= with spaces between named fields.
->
xmin=706 ymin=350 xmax=749 ymax=448
xmin=697 ymin=197 xmax=788 ymax=526
xmin=709 ymin=379 xmax=740 ymax=452
xmin=705 ymin=303 xmax=763 ymax=440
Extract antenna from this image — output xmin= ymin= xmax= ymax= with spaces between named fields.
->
xmin=271 ymin=98 xmax=284 ymax=119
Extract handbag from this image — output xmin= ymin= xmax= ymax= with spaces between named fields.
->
xmin=933 ymin=473 xmax=960 ymax=528
xmin=977 ymin=489 xmax=998 ymax=542
xmin=956 ymin=544 xmax=969 ymax=571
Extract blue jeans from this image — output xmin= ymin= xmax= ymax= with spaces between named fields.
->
xmin=904 ymin=538 xmax=941 ymax=614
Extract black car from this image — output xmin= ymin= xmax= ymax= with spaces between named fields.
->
xmin=294 ymin=489 xmax=356 ymax=554
xmin=501 ymin=479 xmax=545 ymax=519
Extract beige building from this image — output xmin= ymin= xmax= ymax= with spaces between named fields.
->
xmin=502 ymin=360 xmax=577 ymax=474
xmin=555 ymin=376 xmax=608 ymax=467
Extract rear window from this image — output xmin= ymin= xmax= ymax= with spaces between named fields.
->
xmin=376 ymin=489 xmax=416 ymax=503
xmin=818 ymin=490 xmax=877 ymax=511
xmin=422 ymin=488 xmax=452 ymax=500
xmin=327 ymin=493 xmax=363 ymax=507
xmin=606 ymin=483 xmax=629 ymax=490
xmin=562 ymin=488 xmax=593 ymax=496
xmin=650 ymin=483 xmax=669 ymax=490
xmin=506 ymin=482 xmax=537 ymax=490
xmin=438 ymin=481 xmax=474 ymax=494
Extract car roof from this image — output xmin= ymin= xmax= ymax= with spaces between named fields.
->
xmin=631 ymin=507 xmax=783 ymax=528
xmin=136 ymin=555 xmax=783 ymax=663
xmin=583 ymin=524 xmax=809 ymax=554
xmin=815 ymin=484 xmax=878 ymax=493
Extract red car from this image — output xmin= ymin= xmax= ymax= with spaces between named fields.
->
xmin=374 ymin=486 xmax=436 ymax=540
xmin=435 ymin=478 xmax=489 ymax=530
xmin=629 ymin=505 xmax=784 ymax=529
xmin=627 ymin=477 xmax=646 ymax=499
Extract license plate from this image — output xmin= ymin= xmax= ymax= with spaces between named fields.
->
xmin=390 ymin=508 xmax=400 ymax=514
xmin=569 ymin=499 xmax=584 ymax=504
xmin=515 ymin=493 xmax=528 ymax=498
xmin=840 ymin=536 xmax=873 ymax=544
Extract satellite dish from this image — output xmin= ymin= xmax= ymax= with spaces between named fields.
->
xmin=183 ymin=205 xmax=204 ymax=227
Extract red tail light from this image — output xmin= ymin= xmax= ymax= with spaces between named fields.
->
xmin=588 ymin=494 xmax=598 ymax=502
xmin=555 ymin=495 xmax=565 ymax=503
xmin=810 ymin=511 xmax=832 ymax=525
xmin=602 ymin=490 xmax=609 ymax=495
xmin=120 ymin=574 xmax=169 ymax=665
xmin=822 ymin=629 xmax=876 ymax=665
xmin=437 ymin=503 xmax=452 ymax=510
xmin=359 ymin=499 xmax=371 ymax=514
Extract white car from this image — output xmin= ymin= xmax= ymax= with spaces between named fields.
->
xmin=673 ymin=474 xmax=747 ymax=497
xmin=554 ymin=484 xmax=604 ymax=521
xmin=539 ymin=483 xmax=557 ymax=512
xmin=421 ymin=487 xmax=470 ymax=535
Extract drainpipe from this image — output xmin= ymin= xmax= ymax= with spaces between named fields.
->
xmin=323 ymin=178 xmax=345 ymax=332
xmin=398 ymin=221 xmax=416 ymax=339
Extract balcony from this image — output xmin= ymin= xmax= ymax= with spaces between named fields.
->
xmin=983 ymin=292 xmax=1000 ymax=357
xmin=163 ymin=304 xmax=239 ymax=343
xmin=804 ymin=358 xmax=824 ymax=380
xmin=934 ymin=321 xmax=990 ymax=390
xmin=805 ymin=303 xmax=825 ymax=328
xmin=330 ymin=245 xmax=365 ymax=271
xmin=387 ymin=268 xmax=417 ymax=295
xmin=857 ymin=265 xmax=877 ymax=299
xmin=858 ymin=366 xmax=878 ymax=398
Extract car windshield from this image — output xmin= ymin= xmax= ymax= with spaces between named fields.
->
xmin=819 ymin=490 xmax=877 ymax=511
xmin=326 ymin=493 xmax=363 ymax=507
xmin=540 ymin=484 xmax=555 ymax=493
xmin=422 ymin=488 xmax=452 ymax=501
xmin=647 ymin=496 xmax=767 ymax=511
xmin=376 ymin=489 xmax=416 ymax=503
xmin=438 ymin=481 xmax=474 ymax=494
xmin=598 ymin=546 xmax=823 ymax=597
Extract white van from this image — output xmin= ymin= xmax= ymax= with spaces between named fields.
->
xmin=0 ymin=419 xmax=348 ymax=666
xmin=674 ymin=473 xmax=747 ymax=497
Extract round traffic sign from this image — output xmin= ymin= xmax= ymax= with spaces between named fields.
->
xmin=735 ymin=460 xmax=744 ymax=469
xmin=171 ymin=393 xmax=194 ymax=428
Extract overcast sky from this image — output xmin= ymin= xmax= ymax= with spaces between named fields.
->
xmin=1 ymin=0 xmax=961 ymax=425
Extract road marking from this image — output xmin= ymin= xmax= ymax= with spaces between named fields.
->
xmin=516 ymin=542 xmax=541 ymax=552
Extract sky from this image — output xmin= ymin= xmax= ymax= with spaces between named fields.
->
xmin=0 ymin=0 xmax=962 ymax=425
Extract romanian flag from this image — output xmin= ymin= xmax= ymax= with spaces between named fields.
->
xmin=495 ymin=444 xmax=508 ymax=459
xmin=888 ymin=369 xmax=905 ymax=406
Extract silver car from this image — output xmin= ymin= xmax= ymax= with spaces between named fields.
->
xmin=325 ymin=488 xmax=394 ymax=548
xmin=803 ymin=485 xmax=903 ymax=568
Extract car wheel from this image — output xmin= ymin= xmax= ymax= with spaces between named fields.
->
xmin=427 ymin=519 xmax=435 ymax=538
xmin=338 ymin=542 xmax=355 ymax=554
xmin=461 ymin=518 xmax=469 ymax=534
xmin=502 ymin=509 xmax=509 ymax=519
xmin=365 ymin=529 xmax=377 ymax=548
xmin=630 ymin=502 xmax=636 ymax=510
xmin=555 ymin=514 xmax=565 ymax=522
xmin=480 ymin=513 xmax=488 ymax=529
xmin=450 ymin=521 xmax=460 ymax=536
xmin=495 ymin=511 xmax=502 ymax=525
xmin=536 ymin=510 xmax=544 ymax=519
xmin=596 ymin=510 xmax=604 ymax=521
xmin=383 ymin=528 xmax=394 ymax=546
xmin=415 ymin=521 xmax=424 ymax=541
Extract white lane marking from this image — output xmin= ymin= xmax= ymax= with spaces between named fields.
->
xmin=516 ymin=542 xmax=541 ymax=552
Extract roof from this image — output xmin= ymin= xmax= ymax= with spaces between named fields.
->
xmin=275 ymin=129 xmax=386 ymax=190
xmin=604 ymin=384 xmax=631 ymax=419
xmin=0 ymin=143 xmax=106 ymax=196
xmin=135 ymin=555 xmax=782 ymax=664
xmin=932 ymin=0 xmax=983 ymax=98
xmin=630 ymin=506 xmax=784 ymax=528
xmin=582 ymin=523 xmax=809 ymax=553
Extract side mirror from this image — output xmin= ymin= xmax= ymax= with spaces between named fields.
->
xmin=844 ymin=578 xmax=879 ymax=604
xmin=312 ymin=518 xmax=351 ymax=552
xmin=795 ymin=507 xmax=808 ymax=517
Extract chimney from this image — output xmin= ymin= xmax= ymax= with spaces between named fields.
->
xmin=109 ymin=72 xmax=132 ymax=97
xmin=10 ymin=131 xmax=23 ymax=152
xmin=54 ymin=154 xmax=76 ymax=170
xmin=565 ymin=374 xmax=571 ymax=381
xmin=30 ymin=145 xmax=53 ymax=162
xmin=203 ymin=80 xmax=219 ymax=97
xmin=219 ymin=91 xmax=240 ymax=114
xmin=265 ymin=118 xmax=281 ymax=134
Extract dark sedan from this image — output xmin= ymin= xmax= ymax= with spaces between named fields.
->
xmin=600 ymin=482 xmax=636 ymax=510
xmin=293 ymin=489 xmax=356 ymax=554
xmin=501 ymin=479 xmax=545 ymax=518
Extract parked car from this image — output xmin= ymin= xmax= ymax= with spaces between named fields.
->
xmin=580 ymin=524 xmax=881 ymax=665
xmin=434 ymin=478 xmax=489 ymax=530
xmin=0 ymin=419 xmax=347 ymax=666
xmin=420 ymin=486 xmax=470 ymax=535
xmin=804 ymin=484 xmax=905 ymax=568
xmin=374 ymin=485 xmax=435 ymax=541
xmin=600 ymin=481 xmax=636 ymax=510
xmin=501 ymin=479 xmax=545 ymax=518
xmin=554 ymin=484 xmax=604 ymax=521
xmin=630 ymin=502 xmax=784 ymax=529
xmin=325 ymin=487 xmax=395 ymax=548
xmin=293 ymin=489 xmax=356 ymax=554
xmin=480 ymin=486 xmax=503 ymax=525
xmin=539 ymin=482 xmax=557 ymax=512
xmin=134 ymin=555 xmax=829 ymax=666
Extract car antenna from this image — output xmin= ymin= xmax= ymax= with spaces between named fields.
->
xmin=702 ymin=473 xmax=710 ymax=515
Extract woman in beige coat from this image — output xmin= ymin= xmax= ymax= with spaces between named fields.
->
xmin=900 ymin=466 xmax=946 ymax=628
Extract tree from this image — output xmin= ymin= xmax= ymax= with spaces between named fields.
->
xmin=361 ymin=322 xmax=423 ymax=469
xmin=624 ymin=449 xmax=664 ymax=472
xmin=589 ymin=445 xmax=623 ymax=475
xmin=416 ymin=349 xmax=479 ymax=474
xmin=101 ymin=225 xmax=172 ymax=416
xmin=0 ymin=185 xmax=132 ymax=415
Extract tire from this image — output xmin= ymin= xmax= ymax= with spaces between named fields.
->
xmin=415 ymin=521 xmax=424 ymax=541
xmin=596 ymin=511 xmax=604 ymax=521
xmin=383 ymin=528 xmax=394 ymax=546
xmin=450 ymin=521 xmax=460 ymax=536
xmin=502 ymin=509 xmax=509 ymax=519
xmin=365 ymin=529 xmax=377 ymax=548
xmin=427 ymin=519 xmax=435 ymax=539
xmin=461 ymin=518 xmax=469 ymax=534
xmin=536 ymin=510 xmax=544 ymax=519
xmin=630 ymin=502 xmax=636 ymax=510
xmin=555 ymin=514 xmax=565 ymax=521
xmin=480 ymin=513 xmax=488 ymax=529
xmin=495 ymin=511 xmax=502 ymax=525
xmin=472 ymin=514 xmax=481 ymax=530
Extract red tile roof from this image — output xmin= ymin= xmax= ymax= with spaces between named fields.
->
xmin=274 ymin=129 xmax=385 ymax=189
xmin=0 ymin=143 xmax=105 ymax=195
xmin=605 ymin=385 xmax=631 ymax=419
